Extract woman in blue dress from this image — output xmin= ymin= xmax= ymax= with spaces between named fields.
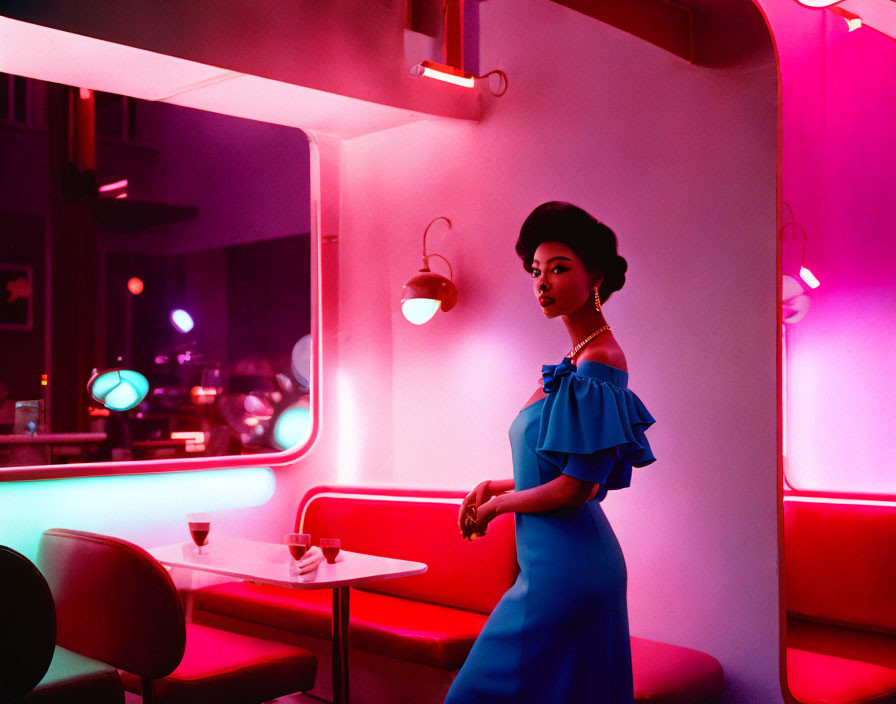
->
xmin=446 ymin=202 xmax=656 ymax=704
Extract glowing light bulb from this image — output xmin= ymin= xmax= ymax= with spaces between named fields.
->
xmin=409 ymin=61 xmax=476 ymax=88
xmin=99 ymin=179 xmax=128 ymax=193
xmin=401 ymin=298 xmax=441 ymax=325
xmin=799 ymin=266 xmax=820 ymax=289
xmin=170 ymin=309 xmax=195 ymax=333
xmin=127 ymin=277 xmax=144 ymax=295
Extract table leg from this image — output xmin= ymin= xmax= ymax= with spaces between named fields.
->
xmin=332 ymin=586 xmax=350 ymax=704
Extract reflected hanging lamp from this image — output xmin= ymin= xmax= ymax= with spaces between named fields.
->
xmin=88 ymin=368 xmax=150 ymax=411
xmin=400 ymin=216 xmax=458 ymax=325
xmin=781 ymin=204 xmax=821 ymax=324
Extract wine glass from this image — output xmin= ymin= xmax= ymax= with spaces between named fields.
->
xmin=320 ymin=538 xmax=341 ymax=564
xmin=284 ymin=533 xmax=311 ymax=575
xmin=187 ymin=512 xmax=211 ymax=555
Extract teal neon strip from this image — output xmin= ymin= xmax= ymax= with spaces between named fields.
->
xmin=0 ymin=467 xmax=275 ymax=562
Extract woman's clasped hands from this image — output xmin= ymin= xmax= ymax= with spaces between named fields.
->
xmin=293 ymin=545 xmax=344 ymax=574
xmin=458 ymin=480 xmax=501 ymax=541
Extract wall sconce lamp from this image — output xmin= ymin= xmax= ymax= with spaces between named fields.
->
xmin=828 ymin=6 xmax=863 ymax=30
xmin=793 ymin=0 xmax=843 ymax=7
xmin=400 ymin=216 xmax=458 ymax=325
xmin=409 ymin=60 xmax=509 ymax=96
xmin=781 ymin=203 xmax=821 ymax=324
xmin=792 ymin=0 xmax=862 ymax=30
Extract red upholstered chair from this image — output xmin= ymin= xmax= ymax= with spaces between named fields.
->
xmin=36 ymin=528 xmax=318 ymax=704
xmin=631 ymin=637 xmax=723 ymax=704
xmin=1 ymin=544 xmax=124 ymax=704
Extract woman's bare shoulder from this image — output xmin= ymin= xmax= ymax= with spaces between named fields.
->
xmin=575 ymin=342 xmax=628 ymax=372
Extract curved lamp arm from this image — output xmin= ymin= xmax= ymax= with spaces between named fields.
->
xmin=420 ymin=217 xmax=455 ymax=280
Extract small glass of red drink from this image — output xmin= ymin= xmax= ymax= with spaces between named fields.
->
xmin=187 ymin=513 xmax=211 ymax=555
xmin=284 ymin=533 xmax=311 ymax=575
xmin=320 ymin=538 xmax=341 ymax=564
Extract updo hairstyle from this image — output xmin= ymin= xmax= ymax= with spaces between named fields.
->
xmin=515 ymin=201 xmax=628 ymax=304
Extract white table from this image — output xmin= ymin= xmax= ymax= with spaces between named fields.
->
xmin=148 ymin=535 xmax=427 ymax=704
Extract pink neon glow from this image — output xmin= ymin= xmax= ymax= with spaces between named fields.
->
xmin=784 ymin=496 xmax=896 ymax=507
xmin=78 ymin=87 xmax=92 ymax=100
xmin=115 ymin=193 xmax=128 ymax=199
xmin=798 ymin=266 xmax=820 ymax=288
xmin=190 ymin=386 xmax=218 ymax=397
xmin=421 ymin=66 xmax=475 ymax=88
xmin=99 ymin=179 xmax=128 ymax=193
xmin=782 ymin=323 xmax=788 ymax=458
xmin=190 ymin=386 xmax=218 ymax=405
xmin=171 ymin=431 xmax=206 ymax=453
xmin=298 ymin=492 xmax=463 ymax=532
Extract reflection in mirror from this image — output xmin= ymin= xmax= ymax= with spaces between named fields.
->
xmin=0 ymin=74 xmax=312 ymax=467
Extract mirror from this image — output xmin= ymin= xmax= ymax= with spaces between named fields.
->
xmin=0 ymin=74 xmax=313 ymax=467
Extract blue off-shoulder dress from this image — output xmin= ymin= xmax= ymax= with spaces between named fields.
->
xmin=445 ymin=358 xmax=656 ymax=704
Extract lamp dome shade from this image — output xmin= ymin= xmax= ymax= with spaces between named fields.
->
xmin=401 ymin=271 xmax=458 ymax=324
xmin=782 ymin=274 xmax=811 ymax=323
xmin=88 ymin=368 xmax=150 ymax=411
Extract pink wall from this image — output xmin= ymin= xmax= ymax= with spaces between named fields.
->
xmin=339 ymin=2 xmax=778 ymax=701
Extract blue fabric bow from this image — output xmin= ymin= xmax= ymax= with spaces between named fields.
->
xmin=541 ymin=357 xmax=576 ymax=393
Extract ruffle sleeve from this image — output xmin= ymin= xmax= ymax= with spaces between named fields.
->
xmin=535 ymin=368 xmax=656 ymax=499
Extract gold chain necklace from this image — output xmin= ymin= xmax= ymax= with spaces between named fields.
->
xmin=565 ymin=324 xmax=611 ymax=360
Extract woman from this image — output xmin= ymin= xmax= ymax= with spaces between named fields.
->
xmin=446 ymin=202 xmax=656 ymax=704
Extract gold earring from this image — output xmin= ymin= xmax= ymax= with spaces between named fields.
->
xmin=594 ymin=289 xmax=601 ymax=313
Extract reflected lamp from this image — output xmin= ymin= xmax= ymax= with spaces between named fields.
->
xmin=88 ymin=368 xmax=150 ymax=411
xmin=273 ymin=404 xmax=312 ymax=450
xmin=781 ymin=206 xmax=821 ymax=324
xmin=170 ymin=308 xmax=194 ymax=333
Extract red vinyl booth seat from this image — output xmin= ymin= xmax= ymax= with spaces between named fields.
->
xmin=195 ymin=581 xmax=488 ymax=669
xmin=192 ymin=485 xmax=724 ymax=703
xmin=784 ymin=498 xmax=896 ymax=704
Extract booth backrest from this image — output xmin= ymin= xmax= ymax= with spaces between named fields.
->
xmin=784 ymin=499 xmax=896 ymax=635
xmin=297 ymin=485 xmax=519 ymax=615
xmin=37 ymin=528 xmax=187 ymax=678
